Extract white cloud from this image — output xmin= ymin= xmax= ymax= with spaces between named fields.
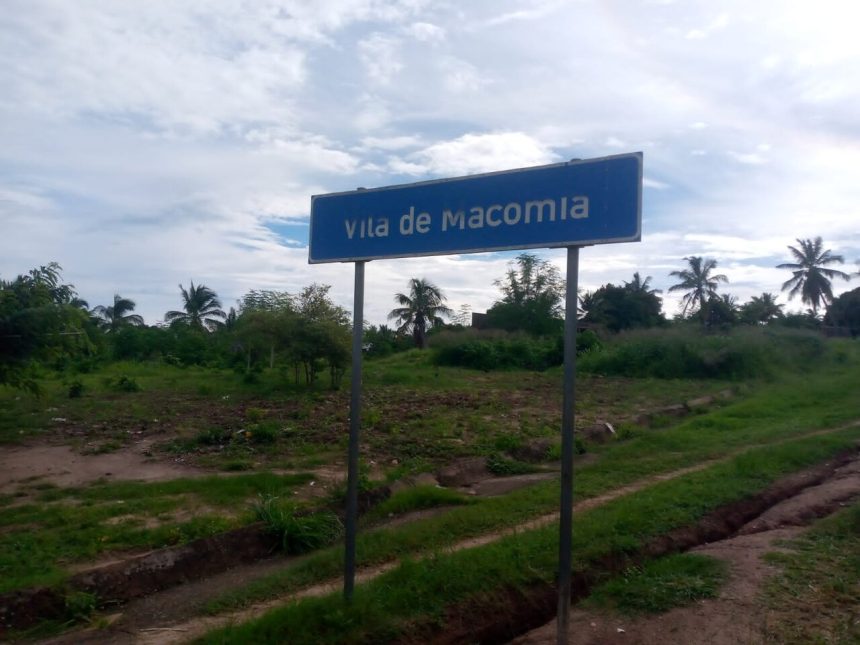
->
xmin=728 ymin=151 xmax=767 ymax=165
xmin=398 ymin=132 xmax=559 ymax=177
xmin=405 ymin=21 xmax=445 ymax=42
xmin=358 ymin=33 xmax=404 ymax=85
xmin=360 ymin=135 xmax=423 ymax=151
xmin=1 ymin=0 xmax=859 ymax=327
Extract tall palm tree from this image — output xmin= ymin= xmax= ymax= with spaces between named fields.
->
xmin=165 ymin=281 xmax=226 ymax=331
xmin=388 ymin=278 xmax=452 ymax=349
xmin=668 ymin=256 xmax=728 ymax=317
xmin=777 ymin=237 xmax=850 ymax=314
xmin=92 ymin=294 xmax=144 ymax=331
xmin=623 ymin=272 xmax=661 ymax=295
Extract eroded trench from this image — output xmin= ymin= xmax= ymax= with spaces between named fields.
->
xmin=436 ymin=449 xmax=860 ymax=645
xmin=9 ymin=445 xmax=860 ymax=644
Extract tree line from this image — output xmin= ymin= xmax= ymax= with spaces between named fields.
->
xmin=2 ymin=236 xmax=858 ymax=390
xmin=382 ymin=235 xmax=860 ymax=346
xmin=0 ymin=268 xmax=351 ymax=391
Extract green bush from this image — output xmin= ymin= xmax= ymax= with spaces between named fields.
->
xmin=64 ymin=590 xmax=98 ymax=623
xmin=432 ymin=332 xmax=557 ymax=371
xmin=109 ymin=375 xmax=140 ymax=392
xmin=248 ymin=421 xmax=279 ymax=445
xmin=67 ymin=380 xmax=84 ymax=398
xmin=431 ymin=328 xmax=602 ymax=372
xmin=579 ymin=327 xmax=826 ymax=380
xmin=194 ymin=427 xmax=230 ymax=446
xmin=485 ymin=453 xmax=539 ymax=476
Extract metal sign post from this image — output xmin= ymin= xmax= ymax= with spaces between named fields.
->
xmin=309 ymin=153 xmax=642 ymax=628
xmin=557 ymin=246 xmax=579 ymax=644
xmin=343 ymin=260 xmax=365 ymax=600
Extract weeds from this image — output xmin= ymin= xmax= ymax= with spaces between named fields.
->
xmin=67 ymin=380 xmax=84 ymax=398
xmin=200 ymin=430 xmax=859 ymax=644
xmin=584 ymin=553 xmax=728 ymax=614
xmin=485 ymin=453 xmax=539 ymax=476
xmin=579 ymin=327 xmax=828 ymax=380
xmin=363 ymin=486 xmax=472 ymax=524
xmin=762 ymin=502 xmax=860 ymax=643
xmin=109 ymin=375 xmax=140 ymax=392
xmin=254 ymin=495 xmax=343 ymax=554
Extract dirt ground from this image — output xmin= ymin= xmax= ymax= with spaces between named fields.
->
xmin=0 ymin=441 xmax=200 ymax=492
xmin=509 ymin=457 xmax=860 ymax=645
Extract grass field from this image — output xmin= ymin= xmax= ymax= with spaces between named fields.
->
xmin=0 ymin=331 xmax=858 ymax=641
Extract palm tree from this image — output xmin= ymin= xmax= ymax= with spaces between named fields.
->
xmin=165 ymin=281 xmax=226 ymax=331
xmin=740 ymin=292 xmax=784 ymax=325
xmin=92 ymin=294 xmax=144 ymax=331
xmin=777 ymin=237 xmax=850 ymax=314
xmin=623 ymin=271 xmax=661 ymax=295
xmin=668 ymin=256 xmax=728 ymax=317
xmin=388 ymin=278 xmax=452 ymax=349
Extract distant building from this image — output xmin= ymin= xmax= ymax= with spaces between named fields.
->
xmin=471 ymin=312 xmax=488 ymax=329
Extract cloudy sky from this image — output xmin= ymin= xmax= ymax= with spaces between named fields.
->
xmin=2 ymin=0 xmax=859 ymax=325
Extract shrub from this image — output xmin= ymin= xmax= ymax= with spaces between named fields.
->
xmin=247 ymin=421 xmax=279 ymax=445
xmin=194 ymin=427 xmax=230 ymax=446
xmin=67 ymin=380 xmax=84 ymax=398
xmin=64 ymin=590 xmax=98 ymax=623
xmin=485 ymin=453 xmax=539 ymax=476
xmin=110 ymin=375 xmax=140 ymax=392
xmin=431 ymin=328 xmax=602 ymax=372
xmin=579 ymin=327 xmax=825 ymax=380
xmin=432 ymin=330 xmax=560 ymax=371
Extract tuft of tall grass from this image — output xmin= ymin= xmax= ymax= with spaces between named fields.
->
xmin=253 ymin=495 xmax=343 ymax=554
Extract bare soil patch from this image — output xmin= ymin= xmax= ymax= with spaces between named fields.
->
xmin=0 ymin=442 xmax=201 ymax=494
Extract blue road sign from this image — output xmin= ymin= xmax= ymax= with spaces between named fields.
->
xmin=309 ymin=152 xmax=642 ymax=263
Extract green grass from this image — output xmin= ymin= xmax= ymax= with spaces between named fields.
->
xmin=361 ymin=486 xmax=473 ymax=526
xmin=762 ymin=502 xmax=860 ymax=644
xmin=584 ymin=553 xmax=728 ymax=614
xmin=2 ymin=337 xmax=859 ymax=624
xmin=198 ymin=429 xmax=860 ymax=644
xmin=200 ymin=356 xmax=860 ymax=615
xmin=0 ymin=472 xmax=313 ymax=593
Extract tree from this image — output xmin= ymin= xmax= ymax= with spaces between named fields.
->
xmin=486 ymin=253 xmax=564 ymax=336
xmin=0 ymin=263 xmax=91 ymax=390
xmin=581 ymin=282 xmax=663 ymax=332
xmin=777 ymin=237 xmax=851 ymax=315
xmin=231 ymin=284 xmax=350 ymax=385
xmin=740 ymin=293 xmax=784 ymax=325
xmin=668 ymin=256 xmax=728 ymax=319
xmin=388 ymin=278 xmax=452 ymax=349
xmin=704 ymin=294 xmax=739 ymax=327
xmin=825 ymin=287 xmax=860 ymax=337
xmin=164 ymin=281 xmax=226 ymax=331
xmin=296 ymin=284 xmax=350 ymax=327
xmin=623 ymin=272 xmax=661 ymax=295
xmin=450 ymin=304 xmax=473 ymax=328
xmin=92 ymin=294 xmax=144 ymax=332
